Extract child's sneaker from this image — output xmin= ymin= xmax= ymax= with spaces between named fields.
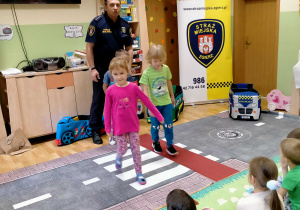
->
xmin=109 ymin=137 xmax=116 ymax=145
xmin=152 ymin=141 xmax=162 ymax=153
xmin=167 ymin=145 xmax=178 ymax=155
xmin=115 ymin=156 xmax=122 ymax=170
xmin=137 ymin=173 xmax=147 ymax=185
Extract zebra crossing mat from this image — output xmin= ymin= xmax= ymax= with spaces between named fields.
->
xmin=0 ymin=146 xmax=197 ymax=210
xmin=140 ymin=134 xmax=238 ymax=181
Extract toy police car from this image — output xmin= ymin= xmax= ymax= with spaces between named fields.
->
xmin=229 ymin=83 xmax=261 ymax=120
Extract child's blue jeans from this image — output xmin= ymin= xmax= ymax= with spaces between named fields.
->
xmin=150 ymin=103 xmax=173 ymax=147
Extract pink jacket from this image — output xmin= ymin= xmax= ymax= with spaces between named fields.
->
xmin=104 ymin=82 xmax=164 ymax=135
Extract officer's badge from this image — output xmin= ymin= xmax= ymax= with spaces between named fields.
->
xmin=88 ymin=25 xmax=95 ymax=36
xmin=121 ymin=27 xmax=126 ymax=34
xmin=187 ymin=19 xmax=225 ymax=68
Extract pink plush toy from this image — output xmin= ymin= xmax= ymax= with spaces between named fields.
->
xmin=267 ymin=89 xmax=291 ymax=111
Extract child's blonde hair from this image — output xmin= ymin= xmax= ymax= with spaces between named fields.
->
xmin=109 ymin=57 xmax=130 ymax=74
xmin=249 ymin=157 xmax=283 ymax=210
xmin=115 ymin=49 xmax=130 ymax=62
xmin=146 ymin=44 xmax=166 ymax=64
xmin=280 ymin=138 xmax=300 ymax=165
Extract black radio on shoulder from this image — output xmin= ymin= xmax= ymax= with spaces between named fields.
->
xmin=32 ymin=57 xmax=65 ymax=71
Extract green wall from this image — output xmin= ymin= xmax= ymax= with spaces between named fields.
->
xmin=277 ymin=11 xmax=300 ymax=96
xmin=0 ymin=23 xmax=89 ymax=70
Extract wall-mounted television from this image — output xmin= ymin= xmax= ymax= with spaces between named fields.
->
xmin=0 ymin=0 xmax=81 ymax=4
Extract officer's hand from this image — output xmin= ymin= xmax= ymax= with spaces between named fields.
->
xmin=91 ymin=69 xmax=100 ymax=82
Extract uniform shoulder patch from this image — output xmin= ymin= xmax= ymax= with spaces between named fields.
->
xmin=88 ymin=25 xmax=95 ymax=36
xmin=94 ymin=15 xmax=104 ymax=22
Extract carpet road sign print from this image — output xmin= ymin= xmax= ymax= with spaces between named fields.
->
xmin=209 ymin=128 xmax=252 ymax=142
xmin=187 ymin=19 xmax=225 ymax=68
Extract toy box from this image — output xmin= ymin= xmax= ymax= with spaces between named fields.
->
xmin=229 ymin=83 xmax=261 ymax=120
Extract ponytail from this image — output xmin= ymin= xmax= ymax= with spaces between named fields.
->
xmin=267 ymin=180 xmax=283 ymax=210
xmin=270 ymin=190 xmax=283 ymax=210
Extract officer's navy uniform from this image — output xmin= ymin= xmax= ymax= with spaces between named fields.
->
xmin=85 ymin=12 xmax=133 ymax=133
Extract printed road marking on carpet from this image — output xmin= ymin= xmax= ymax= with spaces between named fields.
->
xmin=130 ymin=165 xmax=190 ymax=191
xmin=92 ymin=146 xmax=192 ymax=190
xmin=13 ymin=193 xmax=52 ymax=209
xmin=140 ymin=134 xmax=238 ymax=181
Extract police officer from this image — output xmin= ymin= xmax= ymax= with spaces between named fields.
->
xmin=85 ymin=0 xmax=133 ymax=144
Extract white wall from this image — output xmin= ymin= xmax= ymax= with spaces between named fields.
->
xmin=280 ymin=0 xmax=298 ymax=12
xmin=0 ymin=0 xmax=97 ymax=25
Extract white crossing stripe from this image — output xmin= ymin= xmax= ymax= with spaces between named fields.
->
xmin=255 ymin=122 xmax=265 ymax=126
xmin=13 ymin=193 xmax=52 ymax=209
xmin=130 ymin=165 xmax=190 ymax=191
xmin=156 ymin=138 xmax=186 ymax=148
xmin=189 ymin=149 xmax=202 ymax=154
xmin=93 ymin=146 xmax=146 ymax=165
xmin=205 ymin=155 xmax=219 ymax=161
xmin=174 ymin=143 xmax=187 ymax=148
xmin=82 ymin=177 xmax=100 ymax=185
xmin=220 ymin=110 xmax=228 ymax=113
xmin=116 ymin=158 xmax=174 ymax=181
xmin=104 ymin=151 xmax=159 ymax=172
xmin=275 ymin=112 xmax=284 ymax=119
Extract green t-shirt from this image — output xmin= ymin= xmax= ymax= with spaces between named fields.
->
xmin=282 ymin=165 xmax=300 ymax=209
xmin=139 ymin=64 xmax=172 ymax=106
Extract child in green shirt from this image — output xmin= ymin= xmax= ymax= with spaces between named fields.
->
xmin=278 ymin=138 xmax=300 ymax=209
xmin=140 ymin=44 xmax=178 ymax=155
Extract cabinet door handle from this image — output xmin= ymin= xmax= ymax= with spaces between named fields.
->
xmin=57 ymin=87 xmax=65 ymax=89
xmin=26 ymin=75 xmax=35 ymax=78
xmin=55 ymin=72 xmax=63 ymax=75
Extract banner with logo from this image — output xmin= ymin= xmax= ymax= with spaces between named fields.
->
xmin=177 ymin=0 xmax=232 ymax=103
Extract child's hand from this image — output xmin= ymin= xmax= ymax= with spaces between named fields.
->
xmin=149 ymin=110 xmax=155 ymax=117
xmin=107 ymin=132 xmax=112 ymax=138
xmin=160 ymin=120 xmax=165 ymax=124
xmin=280 ymin=155 xmax=288 ymax=169
xmin=171 ymin=96 xmax=175 ymax=107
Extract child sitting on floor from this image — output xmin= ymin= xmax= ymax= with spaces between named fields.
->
xmin=237 ymin=157 xmax=284 ymax=210
xmin=278 ymin=138 xmax=300 ymax=210
xmin=166 ymin=189 xmax=198 ymax=210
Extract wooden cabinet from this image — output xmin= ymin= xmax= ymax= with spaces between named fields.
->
xmin=48 ymin=86 xmax=78 ymax=132
xmin=73 ymin=69 xmax=93 ymax=115
xmin=0 ymin=67 xmax=92 ymax=138
xmin=15 ymin=75 xmax=52 ymax=137
xmin=0 ymin=103 xmax=7 ymax=140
